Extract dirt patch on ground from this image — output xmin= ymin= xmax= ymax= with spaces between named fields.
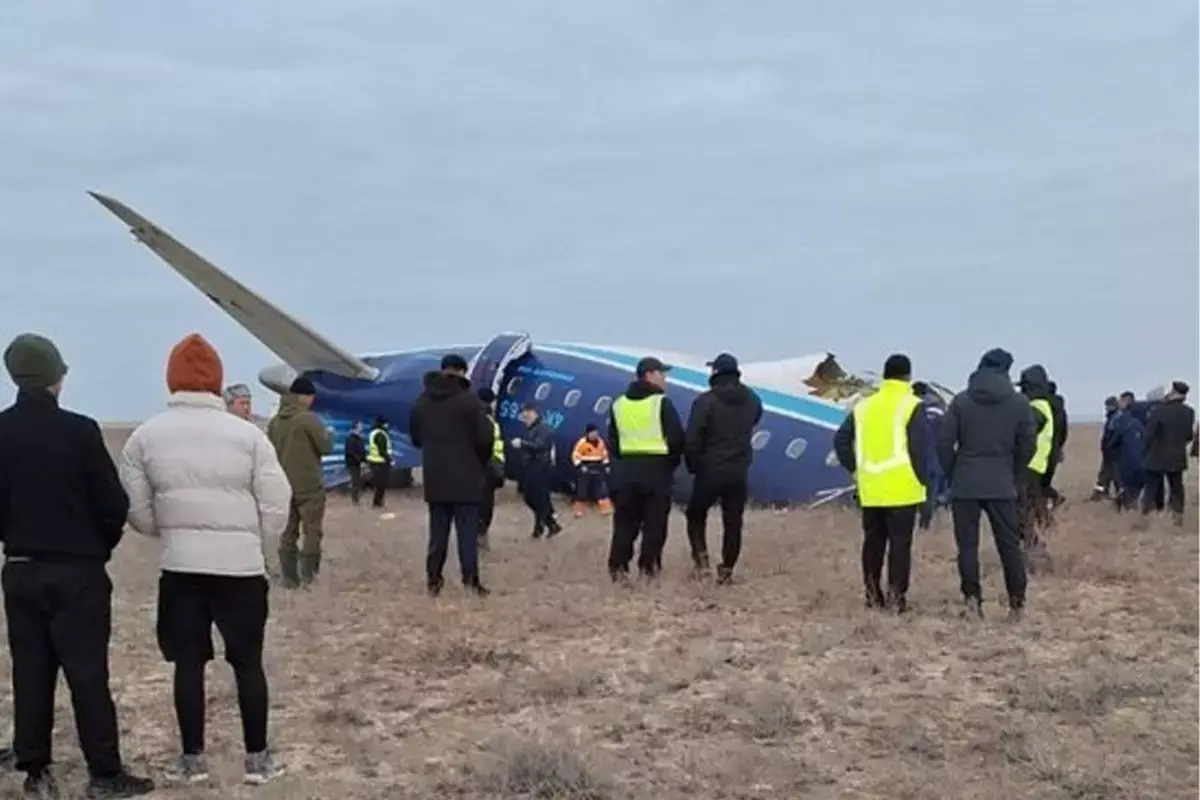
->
xmin=0 ymin=426 xmax=1194 ymax=798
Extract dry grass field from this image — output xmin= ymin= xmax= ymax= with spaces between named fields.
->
xmin=0 ymin=424 xmax=1194 ymax=798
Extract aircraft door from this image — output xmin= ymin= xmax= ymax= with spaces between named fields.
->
xmin=467 ymin=331 xmax=533 ymax=398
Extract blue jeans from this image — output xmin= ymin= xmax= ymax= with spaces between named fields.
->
xmin=426 ymin=503 xmax=481 ymax=586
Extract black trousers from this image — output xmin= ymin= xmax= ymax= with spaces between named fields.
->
xmin=2 ymin=560 xmax=123 ymax=778
xmin=1094 ymin=453 xmax=1116 ymax=495
xmin=521 ymin=468 xmax=556 ymax=531
xmin=951 ymin=499 xmax=1027 ymax=606
xmin=608 ymin=479 xmax=672 ymax=577
xmin=480 ymin=488 xmax=496 ymax=537
xmin=685 ymin=476 xmax=748 ymax=571
xmin=1017 ymin=468 xmax=1050 ymax=545
xmin=157 ymin=571 xmax=269 ymax=755
xmin=860 ymin=505 xmax=918 ymax=601
xmin=427 ymin=502 xmax=481 ymax=585
xmin=346 ymin=461 xmax=364 ymax=504
xmin=369 ymin=462 xmax=390 ymax=508
xmin=1141 ymin=470 xmax=1185 ymax=515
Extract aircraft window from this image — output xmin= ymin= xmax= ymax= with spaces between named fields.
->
xmin=594 ymin=396 xmax=612 ymax=415
xmin=785 ymin=438 xmax=807 ymax=459
xmin=506 ymin=376 xmax=523 ymax=396
xmin=534 ymin=382 xmax=552 ymax=401
xmin=750 ymin=430 xmax=771 ymax=451
xmin=825 ymin=449 xmax=840 ymax=467
xmin=563 ymin=389 xmax=582 ymax=408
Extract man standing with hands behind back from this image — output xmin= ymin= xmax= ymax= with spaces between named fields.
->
xmin=267 ymin=376 xmax=333 ymax=589
xmin=0 ymin=333 xmax=154 ymax=798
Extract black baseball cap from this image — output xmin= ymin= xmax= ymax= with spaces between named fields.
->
xmin=440 ymin=353 xmax=469 ymax=372
xmin=706 ymin=353 xmax=739 ymax=375
xmin=636 ymin=356 xmax=672 ymax=378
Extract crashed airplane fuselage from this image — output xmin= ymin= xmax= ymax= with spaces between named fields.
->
xmin=90 ymin=192 xmax=952 ymax=508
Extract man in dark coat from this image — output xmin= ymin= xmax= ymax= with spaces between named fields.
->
xmin=1043 ymin=380 xmax=1068 ymax=508
xmin=0 ymin=334 xmax=154 ymax=797
xmin=1091 ymin=396 xmax=1121 ymax=501
xmin=1108 ymin=393 xmax=1145 ymax=511
xmin=512 ymin=404 xmax=562 ymax=539
xmin=1016 ymin=365 xmax=1055 ymax=559
xmin=343 ymin=420 xmax=367 ymax=505
xmin=683 ymin=353 xmax=763 ymax=584
xmin=937 ymin=348 xmax=1036 ymax=621
xmin=1138 ymin=381 xmax=1195 ymax=526
xmin=409 ymin=354 xmax=495 ymax=596
xmin=911 ymin=381 xmax=948 ymax=531
xmin=607 ymin=357 xmax=686 ymax=581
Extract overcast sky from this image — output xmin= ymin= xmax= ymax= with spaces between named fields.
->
xmin=1 ymin=0 xmax=1195 ymax=421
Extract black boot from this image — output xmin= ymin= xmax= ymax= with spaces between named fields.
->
xmin=464 ymin=575 xmax=490 ymax=597
xmin=298 ymin=554 xmax=319 ymax=587
xmin=427 ymin=576 xmax=444 ymax=598
xmin=530 ymin=523 xmax=543 ymax=539
xmin=278 ymin=550 xmax=300 ymax=589
xmin=1006 ymin=600 xmax=1025 ymax=623
xmin=715 ymin=565 xmax=734 ymax=586
xmin=23 ymin=770 xmax=57 ymax=799
xmin=886 ymin=588 xmax=908 ymax=614
xmin=546 ymin=517 xmax=563 ymax=538
xmin=85 ymin=771 xmax=155 ymax=797
xmin=864 ymin=584 xmax=886 ymax=610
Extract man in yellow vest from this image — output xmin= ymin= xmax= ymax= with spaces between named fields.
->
xmin=477 ymin=387 xmax=506 ymax=551
xmin=365 ymin=416 xmax=391 ymax=509
xmin=606 ymin=356 xmax=686 ymax=581
xmin=1017 ymin=365 xmax=1056 ymax=569
xmin=833 ymin=354 xmax=933 ymax=614
xmin=937 ymin=348 xmax=1035 ymax=621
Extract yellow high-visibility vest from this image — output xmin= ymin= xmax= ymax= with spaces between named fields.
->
xmin=851 ymin=379 xmax=927 ymax=507
xmin=1028 ymin=398 xmax=1054 ymax=475
xmin=366 ymin=428 xmax=391 ymax=464
xmin=490 ymin=416 xmax=505 ymax=463
xmin=611 ymin=395 xmax=668 ymax=455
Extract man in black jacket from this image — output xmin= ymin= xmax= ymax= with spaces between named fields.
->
xmin=344 ymin=420 xmax=367 ymax=505
xmin=607 ymin=356 xmax=686 ymax=581
xmin=1138 ymin=381 xmax=1195 ymax=527
xmin=409 ymin=354 xmax=494 ymax=596
xmin=684 ymin=353 xmax=762 ymax=584
xmin=0 ymin=334 xmax=154 ymax=798
xmin=513 ymin=404 xmax=562 ymax=539
xmin=1043 ymin=380 xmax=1068 ymax=508
xmin=937 ymin=347 xmax=1036 ymax=621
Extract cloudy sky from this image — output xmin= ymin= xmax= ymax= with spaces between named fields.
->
xmin=1 ymin=0 xmax=1195 ymax=421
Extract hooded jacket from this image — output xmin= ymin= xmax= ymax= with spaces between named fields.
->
xmin=684 ymin=373 xmax=764 ymax=482
xmin=120 ymin=391 xmax=292 ymax=576
xmin=937 ymin=366 xmax=1037 ymax=500
xmin=1141 ymin=396 xmax=1196 ymax=473
xmin=267 ymin=394 xmax=334 ymax=494
xmin=606 ymin=380 xmax=686 ymax=485
xmin=409 ymin=371 xmax=494 ymax=503
xmin=1018 ymin=365 xmax=1054 ymax=457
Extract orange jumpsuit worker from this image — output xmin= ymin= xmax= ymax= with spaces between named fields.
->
xmin=571 ymin=424 xmax=613 ymax=517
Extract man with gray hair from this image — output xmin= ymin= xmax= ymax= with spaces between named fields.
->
xmin=224 ymin=384 xmax=253 ymax=421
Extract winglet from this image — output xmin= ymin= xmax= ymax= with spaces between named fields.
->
xmin=89 ymin=192 xmax=380 ymax=381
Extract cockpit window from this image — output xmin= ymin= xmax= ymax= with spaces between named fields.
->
xmin=785 ymin=438 xmax=807 ymax=459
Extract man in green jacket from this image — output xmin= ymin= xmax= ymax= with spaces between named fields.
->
xmin=267 ymin=377 xmax=333 ymax=587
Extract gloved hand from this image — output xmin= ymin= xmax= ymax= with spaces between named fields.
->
xmin=510 ymin=437 xmax=522 ymax=448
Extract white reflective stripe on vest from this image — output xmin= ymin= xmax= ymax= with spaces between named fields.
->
xmin=853 ymin=396 xmax=918 ymax=474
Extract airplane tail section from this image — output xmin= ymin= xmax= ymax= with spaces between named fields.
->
xmin=88 ymin=192 xmax=379 ymax=381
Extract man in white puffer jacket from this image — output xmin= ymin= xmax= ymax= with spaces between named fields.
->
xmin=118 ymin=333 xmax=292 ymax=787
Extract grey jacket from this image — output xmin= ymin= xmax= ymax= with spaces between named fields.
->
xmin=937 ymin=368 xmax=1037 ymax=500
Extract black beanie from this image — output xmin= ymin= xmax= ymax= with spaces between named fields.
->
xmin=978 ymin=348 xmax=1014 ymax=372
xmin=289 ymin=376 xmax=316 ymax=396
xmin=4 ymin=333 xmax=69 ymax=390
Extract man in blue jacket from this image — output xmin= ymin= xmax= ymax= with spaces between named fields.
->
xmin=911 ymin=382 xmax=948 ymax=531
xmin=1109 ymin=392 xmax=1146 ymax=511
xmin=513 ymin=404 xmax=562 ymax=539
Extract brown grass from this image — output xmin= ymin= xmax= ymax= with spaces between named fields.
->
xmin=3 ymin=425 xmax=1195 ymax=798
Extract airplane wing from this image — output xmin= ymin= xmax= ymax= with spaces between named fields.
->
xmin=88 ymin=192 xmax=379 ymax=381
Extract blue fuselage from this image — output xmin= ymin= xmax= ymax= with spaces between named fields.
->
xmin=298 ymin=343 xmax=855 ymax=507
